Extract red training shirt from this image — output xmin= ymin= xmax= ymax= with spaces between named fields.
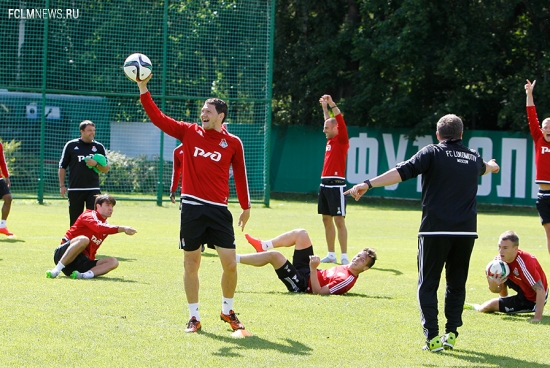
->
xmin=499 ymin=249 xmax=548 ymax=302
xmin=170 ymin=144 xmax=184 ymax=193
xmin=0 ymin=142 xmax=9 ymax=178
xmin=141 ymin=92 xmax=251 ymax=209
xmin=527 ymin=106 xmax=550 ymax=184
xmin=64 ymin=210 xmax=120 ymax=260
xmin=321 ymin=114 xmax=349 ymax=180
xmin=306 ymin=265 xmax=358 ymax=295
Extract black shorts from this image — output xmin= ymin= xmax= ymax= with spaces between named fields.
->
xmin=274 ymin=246 xmax=314 ymax=292
xmin=179 ymin=203 xmax=235 ymax=251
xmin=498 ymin=279 xmax=545 ymax=313
xmin=318 ymin=182 xmax=346 ymax=217
xmin=536 ymin=190 xmax=550 ymax=225
xmin=0 ymin=179 xmax=10 ymax=197
xmin=53 ymin=239 xmax=98 ymax=276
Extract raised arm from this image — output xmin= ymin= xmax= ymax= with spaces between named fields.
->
xmin=319 ymin=95 xmax=330 ymax=120
xmin=525 ymin=79 xmax=536 ymax=107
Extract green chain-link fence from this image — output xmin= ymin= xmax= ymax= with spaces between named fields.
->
xmin=0 ymin=0 xmax=274 ymax=205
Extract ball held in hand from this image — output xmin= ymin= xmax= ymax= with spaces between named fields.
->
xmin=123 ymin=53 xmax=152 ymax=82
xmin=485 ymin=259 xmax=510 ymax=279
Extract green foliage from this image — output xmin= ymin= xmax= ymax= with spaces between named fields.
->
xmin=273 ymin=0 xmax=550 ymax=136
xmin=102 ymin=150 xmax=173 ymax=194
xmin=0 ymin=138 xmax=20 ymax=174
xmin=1 ymin=198 xmax=549 ymax=366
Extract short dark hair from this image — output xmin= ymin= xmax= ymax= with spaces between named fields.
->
xmin=205 ymin=98 xmax=228 ymax=123
xmin=362 ymin=247 xmax=377 ymax=268
xmin=436 ymin=114 xmax=463 ymax=140
xmin=499 ymin=230 xmax=519 ymax=247
xmin=79 ymin=120 xmax=95 ymax=131
xmin=94 ymin=194 xmax=116 ymax=208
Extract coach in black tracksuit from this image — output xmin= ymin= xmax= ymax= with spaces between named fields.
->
xmin=346 ymin=114 xmax=500 ymax=350
xmin=58 ymin=120 xmax=109 ymax=226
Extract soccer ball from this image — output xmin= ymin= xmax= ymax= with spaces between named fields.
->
xmin=485 ymin=259 xmax=510 ymax=279
xmin=123 ymin=53 xmax=152 ymax=82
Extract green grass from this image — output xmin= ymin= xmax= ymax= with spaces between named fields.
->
xmin=1 ymin=197 xmax=549 ymax=367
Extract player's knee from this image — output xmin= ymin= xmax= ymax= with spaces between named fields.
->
xmin=183 ymin=255 xmax=201 ymax=273
xmin=3 ymin=194 xmax=12 ymax=204
xmin=221 ymin=258 xmax=237 ymax=273
xmin=72 ymin=236 xmax=90 ymax=249
xmin=107 ymin=257 xmax=119 ymax=270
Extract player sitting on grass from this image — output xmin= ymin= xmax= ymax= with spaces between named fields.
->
xmin=466 ymin=231 xmax=548 ymax=323
xmin=238 ymin=229 xmax=376 ymax=295
xmin=46 ymin=194 xmax=137 ymax=279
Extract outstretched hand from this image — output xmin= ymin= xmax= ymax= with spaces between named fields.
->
xmin=344 ymin=183 xmax=370 ymax=201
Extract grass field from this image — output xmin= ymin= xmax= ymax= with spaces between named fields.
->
xmin=1 ymin=196 xmax=549 ymax=367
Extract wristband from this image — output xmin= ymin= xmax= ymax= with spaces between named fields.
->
xmin=60 ymin=185 xmax=66 ymax=188
xmin=330 ymin=105 xmax=337 ymax=109
xmin=363 ymin=179 xmax=373 ymax=190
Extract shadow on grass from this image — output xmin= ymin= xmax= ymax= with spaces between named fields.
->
xmin=0 ymin=237 xmax=25 ymax=243
xmin=237 ymin=290 xmax=392 ymax=300
xmin=343 ymin=292 xmax=392 ymax=299
xmin=90 ymin=277 xmax=138 ymax=283
xmin=372 ymin=267 xmax=403 ymax=276
xmin=501 ymin=313 xmax=549 ymax=325
xmin=450 ymin=349 xmax=548 ymax=367
xmin=96 ymin=255 xmax=137 ymax=263
xmin=201 ymin=330 xmax=313 ymax=357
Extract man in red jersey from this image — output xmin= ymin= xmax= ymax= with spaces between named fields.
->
xmin=318 ymin=95 xmax=350 ymax=265
xmin=169 ymin=143 xmax=184 ymax=204
xmin=46 ymin=194 xmax=137 ymax=279
xmin=468 ymin=231 xmax=548 ymax=323
xmin=0 ymin=141 xmax=14 ymax=237
xmin=526 ymin=79 xmax=550 ymax=256
xmin=240 ymin=229 xmax=376 ymax=295
xmin=137 ymin=75 xmax=251 ymax=334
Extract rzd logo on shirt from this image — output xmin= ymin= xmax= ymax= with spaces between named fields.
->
xmin=77 ymin=154 xmax=94 ymax=162
xmin=90 ymin=235 xmax=103 ymax=245
xmin=193 ymin=147 xmax=221 ymax=162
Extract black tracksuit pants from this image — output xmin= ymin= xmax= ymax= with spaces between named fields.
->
xmin=417 ymin=236 xmax=475 ymax=341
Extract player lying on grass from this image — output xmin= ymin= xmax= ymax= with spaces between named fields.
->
xmin=466 ymin=231 xmax=548 ymax=323
xmin=46 ymin=194 xmax=137 ymax=279
xmin=238 ymin=229 xmax=376 ymax=295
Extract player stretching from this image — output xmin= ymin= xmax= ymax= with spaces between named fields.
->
xmin=318 ymin=95 xmax=350 ymax=265
xmin=466 ymin=231 xmax=547 ymax=323
xmin=46 ymin=194 xmax=136 ymax=279
xmin=526 ymin=79 xmax=550 ymax=256
xmin=137 ymin=75 xmax=251 ymax=334
xmin=240 ymin=229 xmax=376 ymax=295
